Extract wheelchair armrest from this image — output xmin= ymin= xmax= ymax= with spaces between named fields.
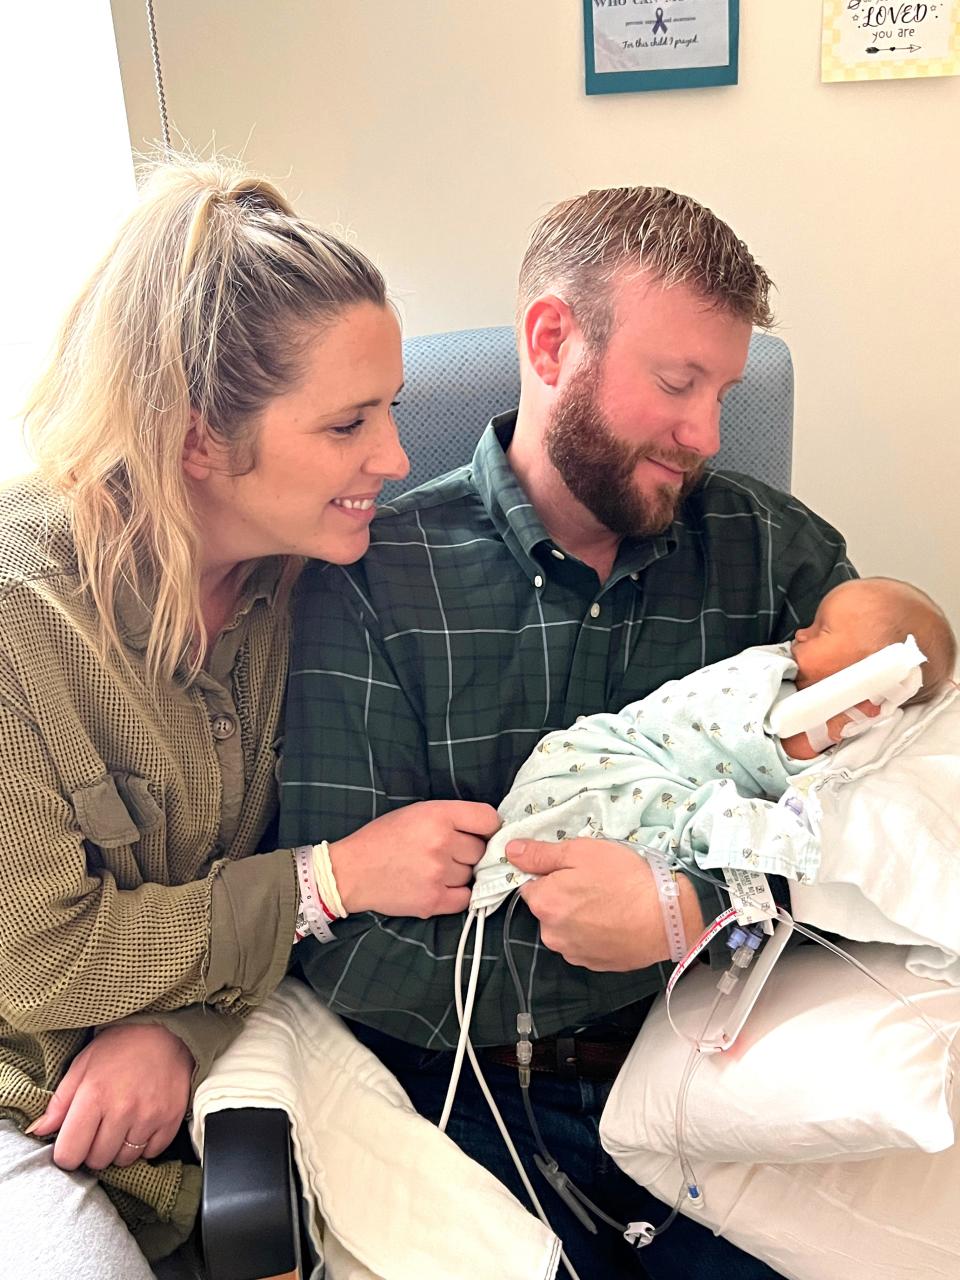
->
xmin=201 ymin=1107 xmax=302 ymax=1280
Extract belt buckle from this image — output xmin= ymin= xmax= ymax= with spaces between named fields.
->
xmin=555 ymin=1034 xmax=578 ymax=1080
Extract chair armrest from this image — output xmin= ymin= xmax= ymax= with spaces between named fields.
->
xmin=201 ymin=1107 xmax=302 ymax=1280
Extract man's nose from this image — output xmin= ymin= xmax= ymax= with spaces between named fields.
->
xmin=673 ymin=395 xmax=721 ymax=459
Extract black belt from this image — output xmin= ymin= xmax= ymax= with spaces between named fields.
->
xmin=482 ymin=1033 xmax=634 ymax=1083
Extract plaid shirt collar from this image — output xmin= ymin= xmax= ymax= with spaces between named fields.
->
xmin=472 ymin=412 xmax=679 ymax=587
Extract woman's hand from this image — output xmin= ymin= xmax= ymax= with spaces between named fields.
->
xmin=27 ymin=1023 xmax=194 ymax=1171
xmin=508 ymin=837 xmax=704 ymax=971
xmin=329 ymin=800 xmax=500 ymax=917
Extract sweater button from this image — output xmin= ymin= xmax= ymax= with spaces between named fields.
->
xmin=211 ymin=713 xmax=237 ymax=740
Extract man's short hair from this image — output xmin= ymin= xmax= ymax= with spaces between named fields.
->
xmin=516 ymin=186 xmax=774 ymax=348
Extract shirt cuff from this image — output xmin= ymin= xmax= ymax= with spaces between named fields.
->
xmin=100 ymin=1004 xmax=247 ymax=1090
xmin=204 ymin=847 xmax=299 ymax=1012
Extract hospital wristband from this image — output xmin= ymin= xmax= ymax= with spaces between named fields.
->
xmin=293 ymin=844 xmax=336 ymax=944
xmin=643 ymin=848 xmax=688 ymax=964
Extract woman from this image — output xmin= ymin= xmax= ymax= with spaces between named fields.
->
xmin=0 ymin=156 xmax=498 ymax=1276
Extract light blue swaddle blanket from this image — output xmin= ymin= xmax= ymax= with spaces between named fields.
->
xmin=487 ymin=643 xmax=825 ymax=884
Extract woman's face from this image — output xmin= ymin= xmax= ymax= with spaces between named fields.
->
xmin=187 ymin=302 xmax=409 ymax=569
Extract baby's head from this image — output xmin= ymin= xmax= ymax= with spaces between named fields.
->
xmin=792 ymin=578 xmax=957 ymax=704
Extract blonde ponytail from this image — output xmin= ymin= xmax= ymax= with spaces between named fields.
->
xmin=25 ymin=154 xmax=385 ymax=686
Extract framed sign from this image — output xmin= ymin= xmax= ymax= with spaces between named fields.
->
xmin=583 ymin=0 xmax=740 ymax=95
xmin=822 ymin=0 xmax=960 ymax=82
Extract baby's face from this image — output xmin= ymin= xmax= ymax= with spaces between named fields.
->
xmin=791 ymin=584 xmax=878 ymax=690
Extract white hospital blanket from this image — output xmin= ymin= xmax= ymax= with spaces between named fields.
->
xmin=789 ymin=687 xmax=960 ymax=982
xmin=190 ymin=979 xmax=560 ymax=1280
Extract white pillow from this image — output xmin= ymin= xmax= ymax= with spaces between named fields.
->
xmin=790 ymin=688 xmax=960 ymax=980
xmin=610 ymin=1143 xmax=960 ymax=1280
xmin=599 ymin=942 xmax=960 ymax=1166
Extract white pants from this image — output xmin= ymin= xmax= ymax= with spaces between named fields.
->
xmin=0 ymin=1119 xmax=160 ymax=1279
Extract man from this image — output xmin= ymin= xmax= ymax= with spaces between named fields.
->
xmin=281 ymin=187 xmax=854 ymax=1278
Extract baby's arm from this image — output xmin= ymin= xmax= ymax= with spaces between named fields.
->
xmin=779 ymin=698 xmax=882 ymax=759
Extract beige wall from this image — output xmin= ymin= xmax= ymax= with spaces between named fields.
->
xmin=112 ymin=1 xmax=960 ymax=631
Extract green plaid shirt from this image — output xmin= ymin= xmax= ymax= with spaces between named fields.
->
xmin=281 ymin=415 xmax=854 ymax=1047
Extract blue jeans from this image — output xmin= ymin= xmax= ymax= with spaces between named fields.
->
xmin=348 ymin=1023 xmax=783 ymax=1280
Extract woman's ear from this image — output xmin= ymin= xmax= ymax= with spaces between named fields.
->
xmin=521 ymin=295 xmax=578 ymax=388
xmin=182 ymin=412 xmax=219 ymax=481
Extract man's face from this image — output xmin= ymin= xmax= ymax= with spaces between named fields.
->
xmin=545 ymin=277 xmax=752 ymax=537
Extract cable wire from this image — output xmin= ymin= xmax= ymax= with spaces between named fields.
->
xmin=145 ymin=0 xmax=172 ymax=151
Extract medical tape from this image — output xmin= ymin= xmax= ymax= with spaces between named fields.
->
xmin=844 ymin=705 xmax=870 ymax=723
xmin=805 ymin=720 xmax=833 ymax=753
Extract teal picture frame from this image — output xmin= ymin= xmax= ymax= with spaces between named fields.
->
xmin=583 ymin=0 xmax=739 ymax=95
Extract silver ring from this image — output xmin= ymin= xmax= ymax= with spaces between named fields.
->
xmin=122 ymin=1139 xmax=148 ymax=1150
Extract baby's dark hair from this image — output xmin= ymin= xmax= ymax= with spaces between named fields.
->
xmin=860 ymin=577 xmax=957 ymax=705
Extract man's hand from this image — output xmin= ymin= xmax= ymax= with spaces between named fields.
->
xmin=508 ymin=838 xmax=704 ymax=971
xmin=26 ymin=1024 xmax=194 ymax=1171
xmin=329 ymin=800 xmax=501 ymax=917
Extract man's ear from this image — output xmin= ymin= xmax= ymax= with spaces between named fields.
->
xmin=182 ymin=412 xmax=220 ymax=481
xmin=521 ymin=295 xmax=578 ymax=389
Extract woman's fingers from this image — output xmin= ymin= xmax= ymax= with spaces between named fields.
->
xmin=51 ymin=1091 xmax=104 ymax=1171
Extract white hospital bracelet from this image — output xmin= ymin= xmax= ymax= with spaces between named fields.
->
xmin=643 ymin=848 xmax=688 ymax=964
xmin=312 ymin=840 xmax=348 ymax=920
xmin=293 ymin=844 xmax=335 ymax=944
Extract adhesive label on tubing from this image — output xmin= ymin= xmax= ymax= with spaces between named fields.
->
xmin=722 ymin=868 xmax=776 ymax=924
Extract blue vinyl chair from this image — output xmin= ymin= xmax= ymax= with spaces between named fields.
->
xmin=197 ymin=325 xmax=795 ymax=1280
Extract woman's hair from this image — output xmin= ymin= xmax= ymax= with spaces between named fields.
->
xmin=24 ymin=153 xmax=386 ymax=686
xmin=516 ymin=185 xmax=774 ymax=350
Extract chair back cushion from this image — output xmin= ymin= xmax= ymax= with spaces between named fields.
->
xmin=387 ymin=326 xmax=793 ymax=500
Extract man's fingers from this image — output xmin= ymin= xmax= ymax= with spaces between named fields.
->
xmin=443 ymin=859 xmax=473 ymax=888
xmin=432 ymin=885 xmax=472 ymax=915
xmin=506 ymin=838 xmax=575 ymax=875
xmin=448 ymin=831 xmax=490 ymax=867
xmin=436 ymin=800 xmax=501 ymax=838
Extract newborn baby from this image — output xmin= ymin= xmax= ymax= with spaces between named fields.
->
xmin=475 ymin=577 xmax=956 ymax=902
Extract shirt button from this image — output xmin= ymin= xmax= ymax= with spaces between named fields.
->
xmin=630 ymin=572 xmax=640 ymax=582
xmin=589 ymin=602 xmax=601 ymax=619
xmin=533 ymin=574 xmax=544 ymax=589
xmin=551 ymin=549 xmax=566 ymax=560
xmin=211 ymin=713 xmax=237 ymax=740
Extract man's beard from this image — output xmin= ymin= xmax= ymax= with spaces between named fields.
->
xmin=545 ymin=358 xmax=705 ymax=537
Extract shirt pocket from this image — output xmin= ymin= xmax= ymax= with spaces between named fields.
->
xmin=70 ymin=772 xmax=165 ymax=885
